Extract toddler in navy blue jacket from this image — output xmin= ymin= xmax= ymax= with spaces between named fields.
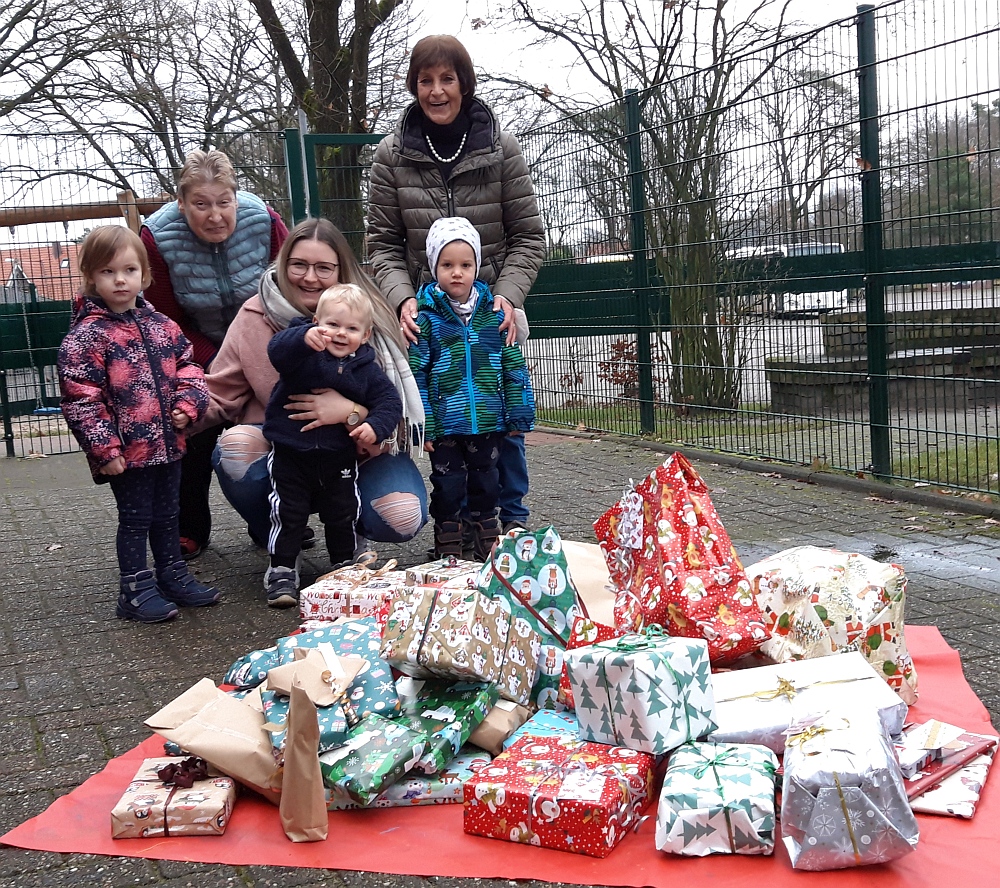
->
xmin=262 ymin=283 xmax=402 ymax=606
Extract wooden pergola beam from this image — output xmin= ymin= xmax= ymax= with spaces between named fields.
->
xmin=0 ymin=193 xmax=167 ymax=230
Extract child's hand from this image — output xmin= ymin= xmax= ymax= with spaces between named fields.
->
xmin=304 ymin=325 xmax=331 ymax=351
xmin=171 ymin=407 xmax=190 ymax=429
xmin=423 ymin=440 xmax=435 ymax=453
xmin=99 ymin=455 xmax=126 ymax=475
xmin=349 ymin=422 xmax=377 ymax=445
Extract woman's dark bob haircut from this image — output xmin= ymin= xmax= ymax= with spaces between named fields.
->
xmin=406 ymin=35 xmax=476 ymax=98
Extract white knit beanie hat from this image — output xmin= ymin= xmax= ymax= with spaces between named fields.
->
xmin=425 ymin=216 xmax=482 ymax=282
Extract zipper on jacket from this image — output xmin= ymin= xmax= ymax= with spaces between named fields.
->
xmin=132 ymin=312 xmax=175 ymax=454
xmin=447 ymin=185 xmax=455 ymax=216
xmin=462 ymin=321 xmax=478 ymax=434
xmin=213 ymin=243 xmax=237 ymax=312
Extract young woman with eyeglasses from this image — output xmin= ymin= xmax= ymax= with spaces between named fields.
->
xmin=192 ymin=218 xmax=428 ymax=572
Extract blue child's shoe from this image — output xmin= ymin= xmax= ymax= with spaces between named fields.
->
xmin=116 ymin=570 xmax=179 ymax=623
xmin=157 ymin=561 xmax=222 ymax=607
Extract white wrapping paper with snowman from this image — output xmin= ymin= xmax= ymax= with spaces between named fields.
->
xmin=477 ymin=525 xmax=588 ymax=710
xmin=379 ymin=584 xmax=541 ymax=705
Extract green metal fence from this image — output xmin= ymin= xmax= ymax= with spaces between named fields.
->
xmin=0 ymin=129 xmax=290 ymax=456
xmin=514 ymin=0 xmax=1000 ymax=495
xmin=2 ymin=0 xmax=1000 ymax=499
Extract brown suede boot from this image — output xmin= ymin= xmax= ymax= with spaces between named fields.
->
xmin=433 ymin=521 xmax=464 ymax=559
xmin=472 ymin=516 xmax=501 ymax=562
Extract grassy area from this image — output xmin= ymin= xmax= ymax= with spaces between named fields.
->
xmin=894 ymin=438 xmax=1000 ymax=497
xmin=537 ymin=402 xmax=830 ymax=442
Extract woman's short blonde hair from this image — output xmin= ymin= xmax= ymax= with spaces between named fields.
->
xmin=177 ymin=149 xmax=238 ymax=200
xmin=314 ymin=283 xmax=374 ymax=331
xmin=78 ymin=226 xmax=152 ymax=296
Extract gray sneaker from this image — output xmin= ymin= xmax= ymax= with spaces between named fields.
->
xmin=264 ymin=565 xmax=299 ymax=608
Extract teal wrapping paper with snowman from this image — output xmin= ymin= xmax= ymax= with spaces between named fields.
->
xmin=478 ymin=525 xmax=588 ymax=709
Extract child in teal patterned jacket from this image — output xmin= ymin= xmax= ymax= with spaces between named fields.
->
xmin=409 ymin=216 xmax=535 ymax=560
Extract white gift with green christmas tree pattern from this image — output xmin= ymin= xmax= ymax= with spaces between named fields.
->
xmin=655 ymin=741 xmax=778 ymax=856
xmin=563 ymin=627 xmax=717 ymax=754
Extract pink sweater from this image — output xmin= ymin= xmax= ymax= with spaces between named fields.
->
xmin=198 ymin=295 xmax=281 ymax=430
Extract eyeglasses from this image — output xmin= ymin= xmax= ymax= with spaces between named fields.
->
xmin=287 ymin=259 xmax=339 ymax=280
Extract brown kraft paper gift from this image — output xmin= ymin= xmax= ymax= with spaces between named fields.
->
xmin=279 ymin=679 xmax=329 ymax=842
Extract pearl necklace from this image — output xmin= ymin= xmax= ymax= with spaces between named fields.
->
xmin=425 ymin=130 xmax=468 ymax=164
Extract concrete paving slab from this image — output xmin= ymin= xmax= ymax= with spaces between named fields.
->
xmin=1 ymin=435 xmax=998 ymax=886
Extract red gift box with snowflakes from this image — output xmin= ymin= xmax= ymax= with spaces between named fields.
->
xmin=463 ymin=735 xmax=656 ymax=858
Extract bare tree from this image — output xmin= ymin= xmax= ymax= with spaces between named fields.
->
xmin=751 ymin=57 xmax=858 ymax=239
xmin=249 ymin=0 xmax=415 ymax=246
xmin=509 ymin=0 xmax=803 ymax=411
xmin=8 ymin=0 xmax=295 ymax=211
xmin=0 ymin=0 xmax=121 ymax=120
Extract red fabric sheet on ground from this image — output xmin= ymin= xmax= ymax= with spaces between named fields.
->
xmin=3 ymin=625 xmax=997 ymax=887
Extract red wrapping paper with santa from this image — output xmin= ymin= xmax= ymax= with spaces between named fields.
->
xmin=593 ymin=453 xmax=768 ymax=664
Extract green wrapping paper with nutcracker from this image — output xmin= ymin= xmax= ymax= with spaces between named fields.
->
xmin=477 ymin=525 xmax=588 ymax=709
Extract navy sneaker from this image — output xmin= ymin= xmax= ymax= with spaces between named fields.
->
xmin=264 ymin=565 xmax=299 ymax=608
xmin=116 ymin=570 xmax=179 ymax=623
xmin=157 ymin=561 xmax=221 ymax=607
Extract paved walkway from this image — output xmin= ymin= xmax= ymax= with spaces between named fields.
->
xmin=1 ymin=433 xmax=998 ymax=886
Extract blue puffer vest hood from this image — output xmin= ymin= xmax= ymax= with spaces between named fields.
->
xmin=144 ymin=191 xmax=271 ymax=344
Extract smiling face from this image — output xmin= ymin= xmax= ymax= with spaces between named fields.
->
xmin=285 ymin=239 xmax=340 ymax=312
xmin=89 ymin=245 xmax=144 ymax=313
xmin=435 ymin=239 xmax=477 ymax=303
xmin=416 ymin=64 xmax=464 ymax=126
xmin=177 ymin=182 xmax=238 ymax=243
xmin=314 ymin=299 xmax=370 ymax=358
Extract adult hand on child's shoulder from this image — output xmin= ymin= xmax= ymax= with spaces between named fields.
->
xmin=399 ymin=297 xmax=420 ymax=344
xmin=493 ymin=294 xmax=516 ymax=345
xmin=99 ymin=455 xmax=126 ymax=475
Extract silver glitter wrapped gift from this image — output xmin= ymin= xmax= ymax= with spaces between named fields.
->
xmin=781 ymin=709 xmax=919 ymax=870
xmin=708 ymin=651 xmax=907 ymax=753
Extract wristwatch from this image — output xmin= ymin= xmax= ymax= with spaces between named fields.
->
xmin=347 ymin=404 xmax=361 ymax=428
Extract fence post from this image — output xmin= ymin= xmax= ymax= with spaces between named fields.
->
xmin=283 ymin=127 xmax=308 ymax=224
xmin=857 ymin=4 xmax=891 ymax=479
xmin=625 ymin=89 xmax=655 ymax=435
xmin=0 ymin=369 xmax=14 ymax=457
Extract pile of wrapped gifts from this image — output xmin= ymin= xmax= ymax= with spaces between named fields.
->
xmin=118 ymin=453 xmax=996 ymax=870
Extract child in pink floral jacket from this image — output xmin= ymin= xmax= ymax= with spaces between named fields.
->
xmin=58 ymin=226 xmax=221 ymax=623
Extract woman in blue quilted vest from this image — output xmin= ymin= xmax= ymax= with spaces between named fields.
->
xmin=141 ymin=150 xmax=288 ymax=558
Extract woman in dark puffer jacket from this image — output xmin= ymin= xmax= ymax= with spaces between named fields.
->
xmin=367 ymin=34 xmax=546 ymax=539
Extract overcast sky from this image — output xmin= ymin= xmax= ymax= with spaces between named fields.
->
xmin=412 ymin=0 xmax=868 ymax=101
